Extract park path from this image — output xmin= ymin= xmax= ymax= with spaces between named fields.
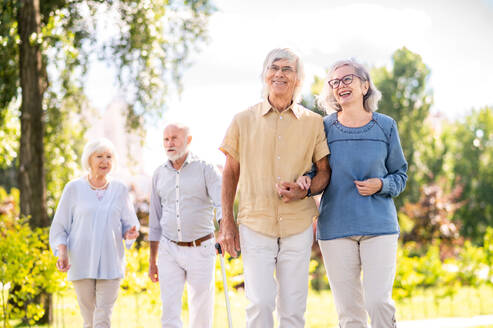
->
xmin=399 ymin=315 xmax=493 ymax=327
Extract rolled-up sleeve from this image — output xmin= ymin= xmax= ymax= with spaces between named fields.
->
xmin=219 ymin=115 xmax=240 ymax=161
xmin=49 ymin=182 xmax=74 ymax=257
xmin=378 ymin=121 xmax=408 ymax=197
xmin=148 ymin=169 xmax=163 ymax=241
xmin=313 ymin=118 xmax=330 ymax=162
xmin=204 ymin=163 xmax=222 ymax=222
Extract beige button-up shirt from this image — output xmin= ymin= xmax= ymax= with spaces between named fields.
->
xmin=220 ymin=100 xmax=329 ymax=238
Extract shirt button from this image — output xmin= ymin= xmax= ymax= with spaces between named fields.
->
xmin=277 ymin=156 xmax=280 ymax=160
xmin=279 ymin=217 xmax=283 ymax=221
xmin=178 ymin=229 xmax=181 ymax=232
xmin=278 ymin=136 xmax=281 ymax=139
xmin=280 ymin=116 xmax=283 ymax=120
xmin=277 ymin=176 xmax=281 ymax=180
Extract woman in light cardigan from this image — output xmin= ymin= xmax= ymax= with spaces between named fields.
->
xmin=298 ymin=59 xmax=407 ymax=328
xmin=49 ymin=138 xmax=140 ymax=328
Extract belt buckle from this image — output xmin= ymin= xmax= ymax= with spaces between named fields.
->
xmin=193 ymin=240 xmax=197 ymax=247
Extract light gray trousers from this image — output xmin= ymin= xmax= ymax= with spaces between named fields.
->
xmin=319 ymin=234 xmax=398 ymax=328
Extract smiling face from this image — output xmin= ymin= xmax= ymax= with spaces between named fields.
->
xmin=163 ymin=125 xmax=191 ymax=161
xmin=88 ymin=149 xmax=113 ymax=178
xmin=330 ymin=64 xmax=369 ymax=109
xmin=265 ymin=59 xmax=299 ymax=100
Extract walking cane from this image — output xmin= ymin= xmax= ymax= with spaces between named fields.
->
xmin=215 ymin=243 xmax=233 ymax=328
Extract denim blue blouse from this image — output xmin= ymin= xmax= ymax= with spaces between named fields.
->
xmin=317 ymin=112 xmax=408 ymax=240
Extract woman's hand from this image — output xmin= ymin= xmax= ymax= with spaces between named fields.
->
xmin=354 ymin=178 xmax=382 ymax=196
xmin=56 ymin=245 xmax=71 ymax=272
xmin=124 ymin=226 xmax=139 ymax=240
xmin=296 ymin=176 xmax=311 ymax=190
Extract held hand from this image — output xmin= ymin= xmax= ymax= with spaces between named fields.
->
xmin=276 ymin=181 xmax=307 ymax=203
xmin=296 ymin=176 xmax=311 ymax=190
xmin=124 ymin=226 xmax=139 ymax=240
xmin=149 ymin=263 xmax=159 ymax=282
xmin=354 ymin=178 xmax=382 ymax=196
xmin=217 ymin=217 xmax=240 ymax=258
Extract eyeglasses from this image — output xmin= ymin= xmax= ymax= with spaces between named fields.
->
xmin=328 ymin=74 xmax=364 ymax=88
xmin=268 ymin=64 xmax=296 ymax=74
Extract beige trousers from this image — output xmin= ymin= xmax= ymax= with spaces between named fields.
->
xmin=319 ymin=234 xmax=398 ymax=328
xmin=72 ymin=278 xmax=121 ymax=328
xmin=240 ymin=224 xmax=313 ymax=328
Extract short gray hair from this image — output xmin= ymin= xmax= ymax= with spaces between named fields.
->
xmin=81 ymin=138 xmax=117 ymax=172
xmin=164 ymin=122 xmax=191 ymax=138
xmin=261 ymin=48 xmax=305 ymax=103
xmin=318 ymin=58 xmax=381 ymax=113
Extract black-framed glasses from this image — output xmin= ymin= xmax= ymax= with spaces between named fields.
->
xmin=268 ymin=64 xmax=296 ymax=74
xmin=328 ymin=74 xmax=364 ymax=88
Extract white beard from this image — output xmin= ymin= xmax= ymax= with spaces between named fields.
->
xmin=166 ymin=146 xmax=189 ymax=162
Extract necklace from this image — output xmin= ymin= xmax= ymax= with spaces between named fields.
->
xmin=87 ymin=176 xmax=109 ymax=190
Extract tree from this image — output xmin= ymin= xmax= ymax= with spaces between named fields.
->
xmin=1 ymin=0 xmax=215 ymax=323
xmin=449 ymin=107 xmax=493 ymax=243
xmin=372 ymin=47 xmax=433 ymax=208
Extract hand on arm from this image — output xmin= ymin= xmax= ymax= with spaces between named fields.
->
xmin=149 ymin=241 xmax=159 ymax=282
xmin=296 ymin=176 xmax=311 ymax=190
xmin=56 ymin=244 xmax=71 ymax=272
xmin=276 ymin=181 xmax=308 ymax=202
xmin=279 ymin=156 xmax=330 ymax=202
xmin=124 ymin=226 xmax=139 ymax=240
xmin=217 ymin=154 xmax=241 ymax=258
xmin=354 ymin=178 xmax=382 ymax=196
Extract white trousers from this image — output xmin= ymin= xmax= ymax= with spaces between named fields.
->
xmin=240 ymin=224 xmax=313 ymax=328
xmin=319 ymin=234 xmax=398 ymax=328
xmin=72 ymin=278 xmax=121 ymax=328
xmin=158 ymin=237 xmax=216 ymax=328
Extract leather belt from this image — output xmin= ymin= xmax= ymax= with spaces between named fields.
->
xmin=170 ymin=233 xmax=214 ymax=247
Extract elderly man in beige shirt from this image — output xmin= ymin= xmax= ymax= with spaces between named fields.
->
xmin=218 ymin=48 xmax=331 ymax=328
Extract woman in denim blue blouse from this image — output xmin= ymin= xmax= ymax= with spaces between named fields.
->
xmin=298 ymin=59 xmax=407 ymax=328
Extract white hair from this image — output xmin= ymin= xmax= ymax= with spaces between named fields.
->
xmin=318 ymin=58 xmax=382 ymax=113
xmin=164 ymin=122 xmax=191 ymax=138
xmin=261 ymin=48 xmax=305 ymax=103
xmin=81 ymin=138 xmax=118 ymax=172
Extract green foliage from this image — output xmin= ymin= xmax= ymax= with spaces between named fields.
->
xmin=372 ymin=47 xmax=433 ymax=208
xmin=448 ymin=107 xmax=493 ymax=242
xmin=0 ymin=188 xmax=67 ymax=327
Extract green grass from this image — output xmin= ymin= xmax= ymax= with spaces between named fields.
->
xmin=15 ymin=285 xmax=488 ymax=327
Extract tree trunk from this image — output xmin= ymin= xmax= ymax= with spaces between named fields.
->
xmin=18 ymin=0 xmax=48 ymax=227
xmin=18 ymin=0 xmax=51 ymax=324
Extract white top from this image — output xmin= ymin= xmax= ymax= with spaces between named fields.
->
xmin=49 ymin=177 xmax=140 ymax=281
xmin=148 ymin=152 xmax=222 ymax=242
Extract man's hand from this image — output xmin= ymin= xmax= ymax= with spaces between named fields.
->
xmin=149 ymin=262 xmax=159 ymax=282
xmin=354 ymin=178 xmax=382 ymax=196
xmin=217 ymin=217 xmax=240 ymax=258
xmin=276 ymin=181 xmax=307 ymax=203
xmin=296 ymin=176 xmax=311 ymax=190
xmin=56 ymin=245 xmax=70 ymax=272
xmin=124 ymin=226 xmax=139 ymax=240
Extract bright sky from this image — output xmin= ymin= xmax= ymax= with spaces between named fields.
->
xmin=86 ymin=0 xmax=493 ymax=174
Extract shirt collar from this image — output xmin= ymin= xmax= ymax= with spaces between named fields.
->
xmin=260 ymin=99 xmax=302 ymax=119
xmin=164 ymin=152 xmax=197 ymax=169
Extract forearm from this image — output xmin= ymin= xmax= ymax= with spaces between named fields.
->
xmin=57 ymin=244 xmax=68 ymax=257
xmin=149 ymin=241 xmax=159 ymax=264
xmin=310 ymin=168 xmax=331 ymax=195
xmin=221 ymin=158 xmax=239 ymax=223
xmin=309 ymin=156 xmax=331 ymax=195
